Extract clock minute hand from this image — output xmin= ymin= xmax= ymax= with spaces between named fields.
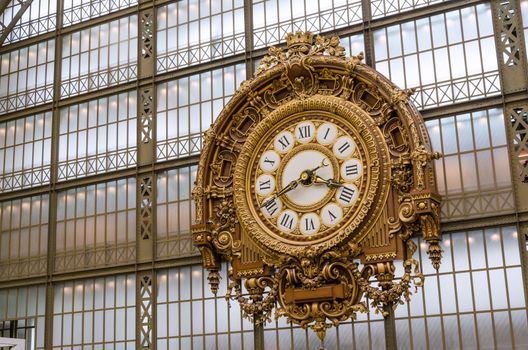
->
xmin=260 ymin=179 xmax=300 ymax=208
xmin=314 ymin=175 xmax=344 ymax=188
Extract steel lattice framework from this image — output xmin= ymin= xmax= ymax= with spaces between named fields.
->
xmin=0 ymin=1 xmax=526 ymax=349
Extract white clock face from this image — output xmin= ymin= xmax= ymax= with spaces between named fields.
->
xmin=281 ymin=149 xmax=333 ymax=207
xmin=254 ymin=118 xmax=365 ymax=237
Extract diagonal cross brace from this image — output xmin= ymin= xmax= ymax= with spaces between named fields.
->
xmin=0 ymin=0 xmax=11 ymax=16
xmin=0 ymin=0 xmax=33 ymax=46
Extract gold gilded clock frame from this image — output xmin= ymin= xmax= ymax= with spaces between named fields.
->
xmin=235 ymin=97 xmax=389 ymax=255
xmin=192 ymin=31 xmax=442 ymax=341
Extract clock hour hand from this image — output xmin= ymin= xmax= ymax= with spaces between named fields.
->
xmin=313 ymin=175 xmax=344 ymax=188
xmin=260 ymin=179 xmax=300 ymax=208
xmin=301 ymin=158 xmax=330 ymax=185
xmin=309 ymin=158 xmax=329 ymax=174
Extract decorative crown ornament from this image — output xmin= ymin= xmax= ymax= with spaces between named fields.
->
xmin=192 ymin=32 xmax=442 ymax=344
xmin=286 ymin=31 xmax=314 ymax=53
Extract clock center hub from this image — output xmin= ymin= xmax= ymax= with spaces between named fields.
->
xmin=277 ymin=143 xmax=338 ymax=211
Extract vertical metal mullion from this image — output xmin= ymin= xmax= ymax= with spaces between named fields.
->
xmin=15 ymin=44 xmax=21 ymax=111
xmin=80 ymin=277 xmax=85 ymax=347
xmin=0 ymin=121 xmax=5 ymax=181
xmin=27 ymin=179 xmax=34 ymax=265
xmin=361 ymin=0 xmax=374 ymax=67
xmin=73 ymin=187 xmax=79 ymax=259
xmin=178 ymin=266 xmax=182 ymax=350
xmin=125 ymin=274 xmax=129 ymax=346
xmin=335 ymin=324 xmax=340 ymax=350
xmin=369 ymin=312 xmax=375 ymax=350
xmin=350 ymin=312 xmax=357 ymax=348
xmin=8 ymin=120 xmax=15 ymax=182
xmin=164 ymin=272 xmax=169 ymax=349
xmin=396 ymin=23 xmax=409 ymax=90
xmin=481 ymin=227 xmax=499 ymax=349
xmin=83 ymin=156 xmax=89 ymax=255
xmin=30 ymin=113 xmax=37 ymax=187
xmin=464 ymin=229 xmax=482 ymax=349
xmin=411 ymin=240 xmax=427 ymax=350
xmin=102 ymin=276 xmax=106 ymax=345
xmin=450 ymin=232 xmax=465 ymax=349
xmin=429 ymin=272 xmax=445 ymax=350
xmin=468 ymin=110 xmax=485 ymax=241
xmin=113 ymin=275 xmax=117 ymax=348
xmin=16 ymin=167 xmax=23 ymax=263
xmin=44 ymin=0 xmax=64 ymax=346
xmin=243 ymin=0 xmax=253 ymax=78
xmin=91 ymin=278 xmax=96 ymax=348
xmin=104 ymin=19 xmax=110 ymax=88
xmin=211 ymin=0 xmax=215 ymax=63
xmin=70 ymin=282 xmax=74 ymax=350
xmin=497 ymin=225 xmax=517 ymax=349
xmin=24 ymin=46 xmax=29 ymax=126
xmin=213 ymin=272 xmax=218 ymax=350
xmin=104 ymin=182 xmax=108 ymax=257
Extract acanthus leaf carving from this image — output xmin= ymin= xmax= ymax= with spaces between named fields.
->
xmin=207 ymin=198 xmax=242 ymax=260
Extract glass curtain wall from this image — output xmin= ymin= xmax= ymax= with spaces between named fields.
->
xmin=0 ymin=0 xmax=526 ymax=349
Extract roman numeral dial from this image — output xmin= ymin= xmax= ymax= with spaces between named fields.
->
xmin=316 ymin=123 xmax=337 ymax=145
xmin=255 ymin=174 xmax=275 ymax=197
xmin=259 ymin=150 xmax=281 ymax=172
xmin=252 ymin=118 xmax=366 ymax=239
xmin=321 ymin=203 xmax=343 ymax=227
xmin=336 ymin=184 xmax=359 ymax=207
xmin=274 ymin=131 xmax=294 ymax=154
xmin=341 ymin=159 xmax=362 ymax=181
xmin=261 ymin=197 xmax=282 ymax=218
xmin=277 ymin=210 xmax=298 ymax=233
xmin=295 ymin=121 xmax=315 ymax=143
xmin=333 ymin=136 xmax=355 ymax=159
xmin=299 ymin=213 xmax=320 ymax=235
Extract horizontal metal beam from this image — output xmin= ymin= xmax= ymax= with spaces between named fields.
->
xmin=3 ymin=208 xmax=528 ymax=288
xmin=0 ymin=154 xmax=200 ymax=202
xmin=0 ymin=0 xmax=486 ymax=55
xmin=441 ymin=211 xmax=528 ymax=233
xmin=0 ymin=4 xmax=137 ymax=54
xmin=367 ymin=0 xmax=487 ymax=31
xmin=0 ymin=58 xmax=249 ymax=123
xmin=0 ymin=101 xmax=53 ymax=124
xmin=0 ymin=253 xmax=202 ymax=289
xmin=1 ymin=70 xmax=513 ymax=124
xmin=421 ymin=90 xmax=528 ymax=120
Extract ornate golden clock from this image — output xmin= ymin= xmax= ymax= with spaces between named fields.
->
xmin=235 ymin=98 xmax=390 ymax=257
xmin=192 ymin=31 xmax=442 ymax=341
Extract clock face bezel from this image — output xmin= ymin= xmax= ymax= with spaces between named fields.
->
xmin=233 ymin=96 xmax=391 ymax=256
